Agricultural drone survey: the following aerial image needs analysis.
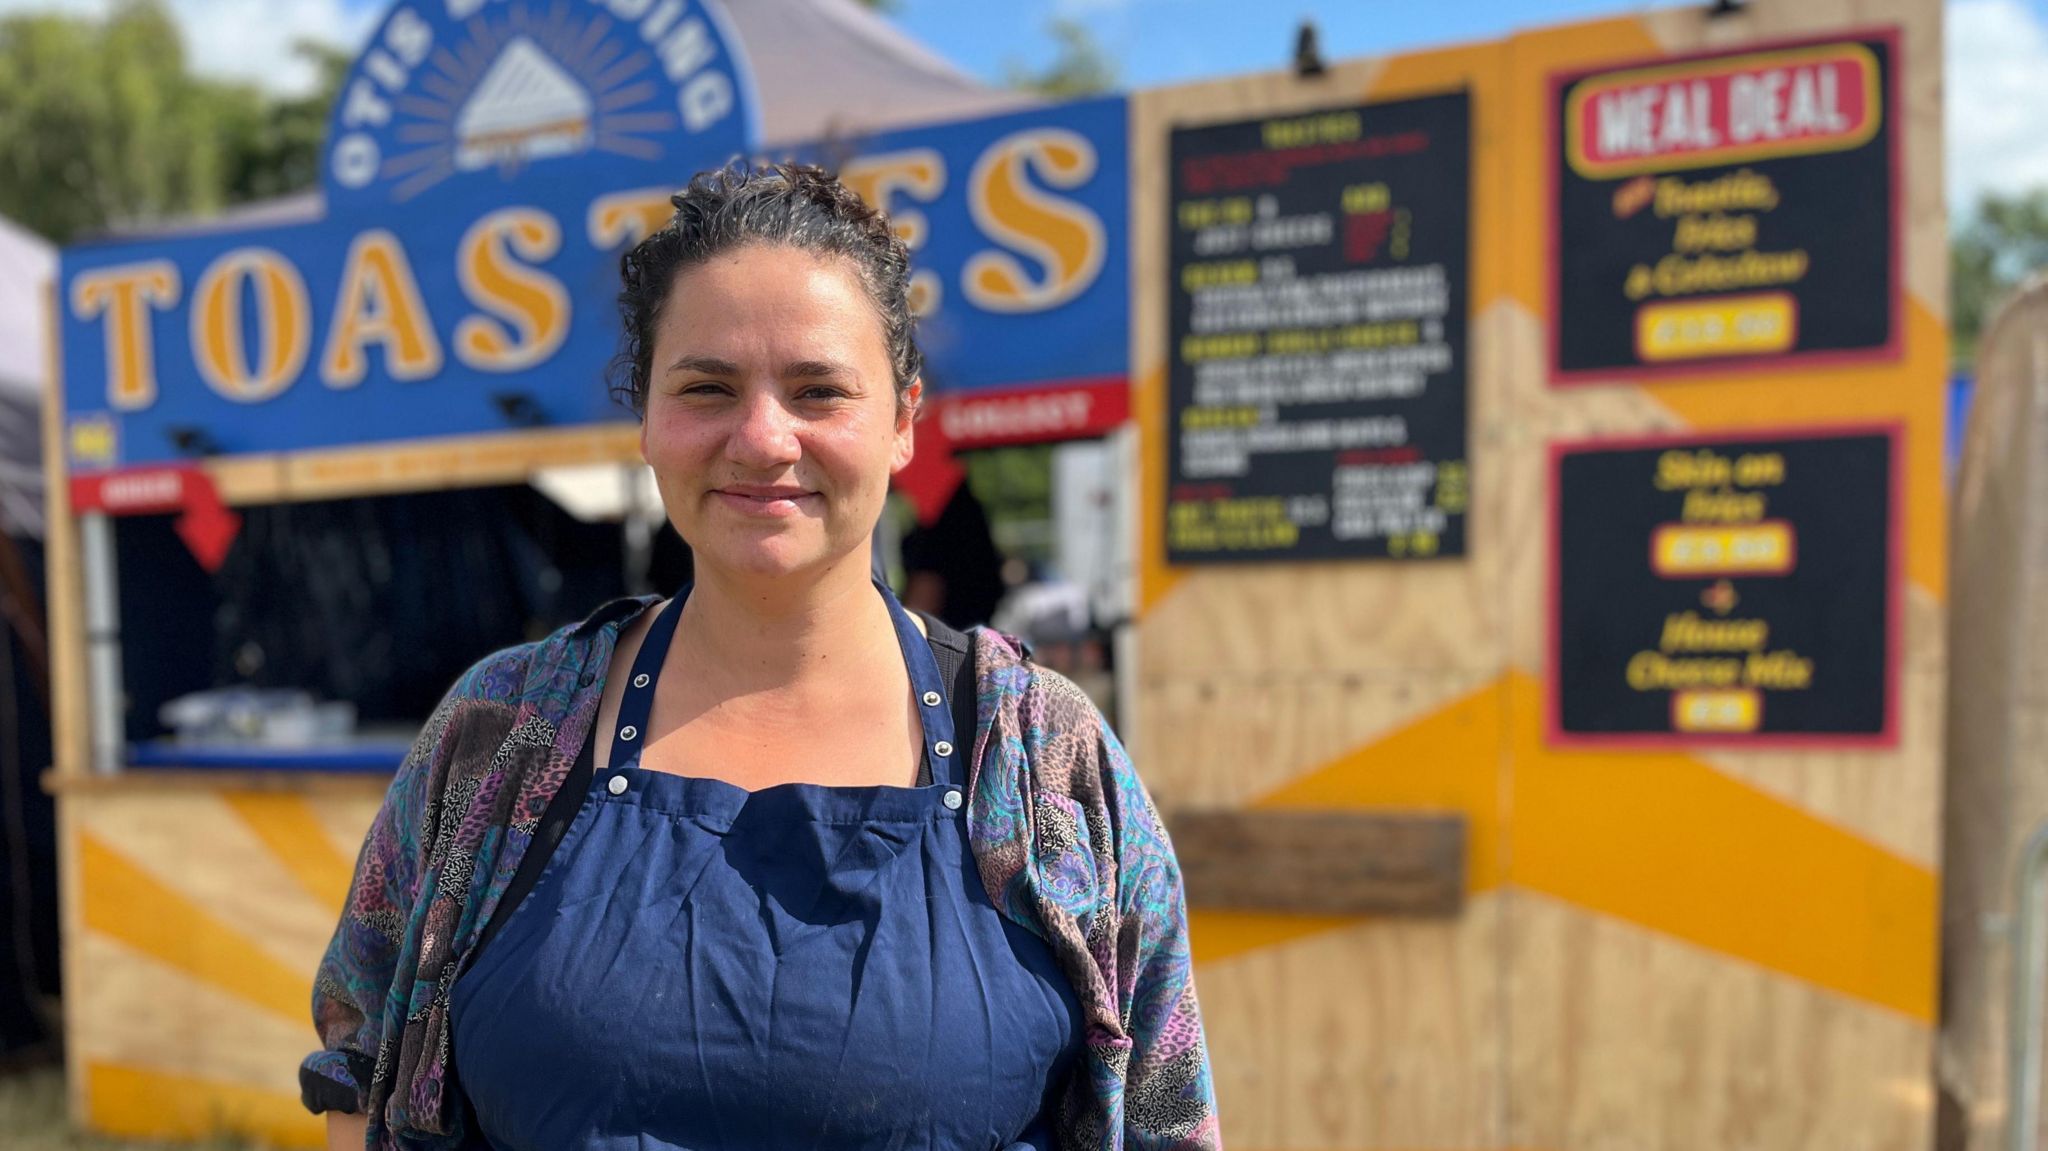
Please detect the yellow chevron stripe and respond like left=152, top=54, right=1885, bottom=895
left=86, top=1060, right=323, bottom=1149
left=79, top=833, right=311, bottom=1023
left=1191, top=680, right=1506, bottom=965
left=1504, top=673, right=1938, bottom=1022
left=221, top=792, right=355, bottom=909
left=1188, top=673, right=1938, bottom=1023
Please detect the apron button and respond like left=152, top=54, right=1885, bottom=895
left=607, top=775, right=629, bottom=796
left=922, top=691, right=942, bottom=707
left=620, top=725, right=638, bottom=741
left=633, top=673, right=651, bottom=688
left=942, top=789, right=964, bottom=811
left=934, top=740, right=954, bottom=758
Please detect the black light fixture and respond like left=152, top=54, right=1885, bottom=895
left=1706, top=0, right=1748, bottom=18
left=491, top=391, right=548, bottom=427
left=1294, top=20, right=1326, bottom=79
left=164, top=425, right=222, bottom=457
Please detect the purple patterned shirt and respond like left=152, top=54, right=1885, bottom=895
left=302, top=595, right=1221, bottom=1149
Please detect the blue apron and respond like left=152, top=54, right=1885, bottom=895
left=450, top=580, right=1082, bottom=1150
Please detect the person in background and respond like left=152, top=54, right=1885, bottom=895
left=303, top=161, right=1219, bottom=1151
left=900, top=475, right=1008, bottom=629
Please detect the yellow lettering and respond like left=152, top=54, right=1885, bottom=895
left=456, top=208, right=569, bottom=373
left=189, top=248, right=311, bottom=402
left=586, top=187, right=677, bottom=249
left=69, top=261, right=180, bottom=411
left=840, top=148, right=947, bottom=318
left=964, top=128, right=1104, bottom=313
left=321, top=230, right=442, bottom=387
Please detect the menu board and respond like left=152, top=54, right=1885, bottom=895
left=1166, top=92, right=1470, bottom=564
left=1551, top=428, right=1897, bottom=746
left=1551, top=34, right=1898, bottom=380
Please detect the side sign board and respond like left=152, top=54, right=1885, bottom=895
left=1549, top=32, right=1900, bottom=381
left=1164, top=92, right=1471, bottom=564
left=1549, top=426, right=1900, bottom=747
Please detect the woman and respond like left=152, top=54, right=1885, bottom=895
left=302, top=161, right=1220, bottom=1150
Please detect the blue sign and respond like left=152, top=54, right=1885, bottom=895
left=57, top=0, right=1128, bottom=472
left=789, top=96, right=1128, bottom=398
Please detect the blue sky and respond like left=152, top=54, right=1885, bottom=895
left=897, top=0, right=1696, bottom=90
left=2, top=0, right=2042, bottom=212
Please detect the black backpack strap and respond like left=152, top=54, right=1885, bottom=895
left=915, top=610, right=978, bottom=789
left=474, top=721, right=595, bottom=963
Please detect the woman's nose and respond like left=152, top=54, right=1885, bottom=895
left=726, top=388, right=801, bottom=467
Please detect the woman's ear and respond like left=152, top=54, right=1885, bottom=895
left=890, top=379, right=923, bottom=473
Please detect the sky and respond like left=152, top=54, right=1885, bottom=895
left=0, top=0, right=2041, bottom=214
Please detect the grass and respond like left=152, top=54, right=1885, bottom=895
left=0, top=1067, right=264, bottom=1150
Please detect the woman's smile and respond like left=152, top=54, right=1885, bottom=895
left=711, top=484, right=820, bottom=517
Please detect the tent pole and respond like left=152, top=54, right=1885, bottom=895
left=78, top=513, right=120, bottom=775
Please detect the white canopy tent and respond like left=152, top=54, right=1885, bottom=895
left=0, top=212, right=51, bottom=541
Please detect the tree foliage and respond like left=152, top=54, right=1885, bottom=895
left=1952, top=189, right=2048, bottom=370
left=0, top=0, right=343, bottom=243
left=1005, top=18, right=1118, bottom=99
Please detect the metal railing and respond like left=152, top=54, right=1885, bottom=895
left=2011, top=821, right=2048, bottom=1151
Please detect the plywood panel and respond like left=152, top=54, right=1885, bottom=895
left=1137, top=3, right=1946, bottom=1149
left=1197, top=897, right=1504, bottom=1150
left=75, top=791, right=347, bottom=976
left=1140, top=670, right=1497, bottom=811
left=61, top=788, right=367, bottom=1147
left=1509, top=890, right=1932, bottom=1151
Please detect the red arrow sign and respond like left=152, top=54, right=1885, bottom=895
left=71, top=466, right=242, bottom=573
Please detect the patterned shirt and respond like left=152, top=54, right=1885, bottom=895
left=301, top=594, right=1222, bottom=1150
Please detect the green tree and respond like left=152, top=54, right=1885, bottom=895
left=0, top=0, right=345, bottom=243
left=1004, top=18, right=1118, bottom=99
left=1952, top=189, right=2048, bottom=370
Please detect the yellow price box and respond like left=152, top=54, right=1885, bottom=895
left=1671, top=688, right=1763, bottom=734
left=1650, top=520, right=1796, bottom=577
left=1635, top=292, right=1798, bottom=362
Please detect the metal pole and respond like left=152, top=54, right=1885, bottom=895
left=78, top=512, right=122, bottom=775
left=2010, top=820, right=2048, bottom=1151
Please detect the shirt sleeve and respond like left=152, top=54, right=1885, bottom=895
left=1099, top=711, right=1224, bottom=1150
left=298, top=691, right=458, bottom=1117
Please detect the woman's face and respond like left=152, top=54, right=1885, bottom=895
left=640, top=243, right=916, bottom=584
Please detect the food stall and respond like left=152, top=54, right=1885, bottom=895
left=41, top=0, right=1967, bottom=1147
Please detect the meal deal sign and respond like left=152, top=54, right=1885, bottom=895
left=1549, top=427, right=1899, bottom=747
left=1549, top=33, right=1899, bottom=380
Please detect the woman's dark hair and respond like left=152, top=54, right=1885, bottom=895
left=608, top=159, right=924, bottom=417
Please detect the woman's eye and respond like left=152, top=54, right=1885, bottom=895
left=680, top=382, right=725, bottom=395
left=801, top=386, right=848, bottom=400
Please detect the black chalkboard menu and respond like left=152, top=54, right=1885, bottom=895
left=1551, top=428, right=1897, bottom=746
left=1551, top=33, right=1898, bottom=380
left=1165, top=92, right=1470, bottom=564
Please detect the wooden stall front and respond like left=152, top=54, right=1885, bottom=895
left=1132, top=0, right=1948, bottom=1147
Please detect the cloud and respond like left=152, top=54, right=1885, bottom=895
left=0, top=0, right=378, bottom=95
left=1948, top=0, right=2048, bottom=210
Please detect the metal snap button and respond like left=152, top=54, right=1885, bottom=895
left=934, top=740, right=954, bottom=758
left=607, top=775, right=629, bottom=796
left=633, top=673, right=650, bottom=688
left=620, top=725, right=638, bottom=742
left=922, top=691, right=942, bottom=707
left=942, top=789, right=964, bottom=811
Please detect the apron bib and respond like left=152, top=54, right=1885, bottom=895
left=450, top=579, right=1081, bottom=1150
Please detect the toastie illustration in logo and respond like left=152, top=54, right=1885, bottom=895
left=455, top=36, right=593, bottom=171
left=337, top=2, right=746, bottom=204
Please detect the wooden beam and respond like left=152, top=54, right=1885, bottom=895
left=1165, top=808, right=1465, bottom=917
